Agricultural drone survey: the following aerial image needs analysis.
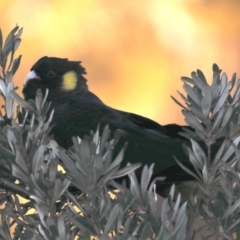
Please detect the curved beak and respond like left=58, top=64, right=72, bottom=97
left=24, top=70, right=40, bottom=85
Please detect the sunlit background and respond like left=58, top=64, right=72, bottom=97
left=1, top=0, right=240, bottom=125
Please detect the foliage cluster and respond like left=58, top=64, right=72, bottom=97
left=0, top=26, right=239, bottom=240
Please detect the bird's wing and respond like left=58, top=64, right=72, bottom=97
left=113, top=109, right=167, bottom=133
left=51, top=92, right=170, bottom=141
left=51, top=93, right=190, bottom=173
left=114, top=109, right=190, bottom=140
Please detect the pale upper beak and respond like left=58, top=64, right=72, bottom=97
left=24, top=70, right=40, bottom=84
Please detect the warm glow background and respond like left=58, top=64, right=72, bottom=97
left=2, top=0, right=240, bottom=125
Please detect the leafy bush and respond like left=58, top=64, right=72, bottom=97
left=0, top=25, right=239, bottom=240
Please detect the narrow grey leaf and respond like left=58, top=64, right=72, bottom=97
left=202, top=164, right=208, bottom=184
left=191, top=71, right=204, bottom=89
left=175, top=158, right=201, bottom=181
left=212, top=63, right=222, bottom=85
left=222, top=197, right=240, bottom=219
left=0, top=79, right=6, bottom=97
left=221, top=145, right=234, bottom=162
left=100, top=125, right=110, bottom=154
left=5, top=71, right=13, bottom=84
left=191, top=139, right=207, bottom=165
left=79, top=140, right=91, bottom=167
left=112, top=163, right=141, bottom=179
left=212, top=139, right=227, bottom=166
left=177, top=90, right=190, bottom=104
left=31, top=145, right=44, bottom=178
left=170, top=193, right=181, bottom=223
left=66, top=213, right=97, bottom=235
left=212, top=82, right=231, bottom=116
left=201, top=84, right=212, bottom=117
left=35, top=89, right=43, bottom=111
left=183, top=83, right=201, bottom=106
left=220, top=106, right=233, bottom=127
left=15, top=144, right=28, bottom=173
left=171, top=96, right=188, bottom=110
left=6, top=82, right=13, bottom=118
left=15, top=27, right=23, bottom=39
left=182, top=110, right=204, bottom=131
left=0, top=179, right=29, bottom=196
left=103, top=143, right=127, bottom=175
left=10, top=90, right=35, bottom=110
left=232, top=84, right=240, bottom=105
left=129, top=172, right=141, bottom=200
left=140, top=222, right=151, bottom=240
left=12, top=164, right=29, bottom=182
left=197, top=69, right=207, bottom=84
left=13, top=38, right=21, bottom=52
left=141, top=165, right=149, bottom=197
left=93, top=154, right=103, bottom=179
left=11, top=55, right=22, bottom=76
left=0, top=29, right=2, bottom=49
left=103, top=204, right=120, bottom=235
left=212, top=107, right=226, bottom=131
left=181, top=76, right=194, bottom=85
left=189, top=104, right=205, bottom=122
left=57, top=215, right=66, bottom=239
left=220, top=73, right=227, bottom=93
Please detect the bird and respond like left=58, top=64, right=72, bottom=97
left=22, top=56, right=194, bottom=195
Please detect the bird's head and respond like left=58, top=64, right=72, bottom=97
left=23, top=56, right=88, bottom=101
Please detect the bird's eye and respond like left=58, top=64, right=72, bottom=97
left=47, top=71, right=55, bottom=78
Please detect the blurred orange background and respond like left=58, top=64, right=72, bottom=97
left=1, top=0, right=240, bottom=125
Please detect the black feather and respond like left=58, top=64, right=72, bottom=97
left=23, top=56, right=196, bottom=195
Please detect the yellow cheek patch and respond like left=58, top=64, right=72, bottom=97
left=62, top=71, right=78, bottom=91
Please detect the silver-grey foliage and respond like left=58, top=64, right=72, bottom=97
left=173, top=65, right=240, bottom=239
left=0, top=26, right=189, bottom=240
